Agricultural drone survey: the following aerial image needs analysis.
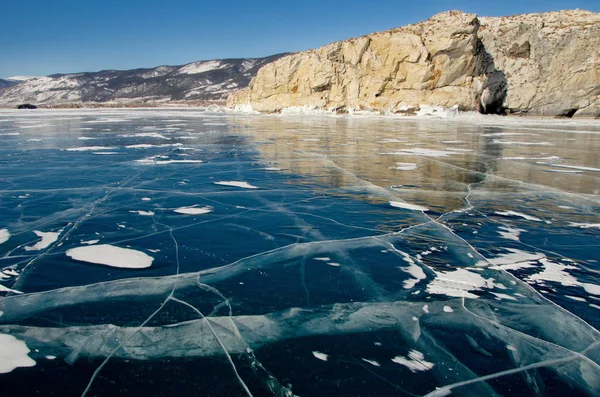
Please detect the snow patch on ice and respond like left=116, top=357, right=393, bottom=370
left=0, top=284, right=23, bottom=294
left=65, top=146, right=117, bottom=151
left=135, top=158, right=202, bottom=165
left=390, top=201, right=428, bottom=212
left=66, top=244, right=154, bottom=269
left=493, top=140, right=553, bottom=146
left=495, top=211, right=542, bottom=222
left=312, top=351, right=328, bottom=361
left=129, top=210, right=155, bottom=216
left=362, top=358, right=381, bottom=367
left=0, top=229, right=10, bottom=245
left=569, top=223, right=600, bottom=229
left=390, top=162, right=417, bottom=171
left=537, top=163, right=600, bottom=173
left=174, top=206, right=213, bottom=215
left=0, top=334, right=36, bottom=374
left=383, top=148, right=467, bottom=157
left=395, top=249, right=426, bottom=289
left=119, top=132, right=170, bottom=139
left=427, top=268, right=493, bottom=299
left=497, top=226, right=526, bottom=242
left=214, top=181, right=258, bottom=189
left=24, top=230, right=62, bottom=251
left=391, top=350, right=434, bottom=372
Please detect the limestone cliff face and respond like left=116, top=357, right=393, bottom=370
left=228, top=10, right=600, bottom=117
left=479, top=10, right=600, bottom=117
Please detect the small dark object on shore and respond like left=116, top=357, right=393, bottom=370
left=17, top=104, right=37, bottom=109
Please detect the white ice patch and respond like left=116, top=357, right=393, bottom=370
left=391, top=350, right=434, bottom=372
left=427, top=268, right=489, bottom=299
left=24, top=230, right=62, bottom=251
left=491, top=292, right=518, bottom=301
left=119, top=132, right=170, bottom=139
left=66, top=244, right=154, bottom=269
left=312, top=351, right=328, bottom=361
left=174, top=206, right=213, bottom=215
left=314, top=257, right=331, bottom=261
left=129, top=210, right=155, bottom=216
left=0, top=229, right=10, bottom=245
left=327, top=262, right=341, bottom=267
left=497, top=226, right=526, bottom=242
left=65, top=146, right=117, bottom=151
left=262, top=167, right=284, bottom=171
left=569, top=223, right=600, bottom=229
left=489, top=250, right=600, bottom=296
left=0, top=334, right=36, bottom=374
left=528, top=258, right=600, bottom=296
left=443, top=306, right=454, bottom=313
left=545, top=169, right=583, bottom=174
left=135, top=158, right=203, bottom=165
left=382, top=148, right=465, bottom=157
left=362, top=358, right=381, bottom=367
left=380, top=139, right=406, bottom=143
left=492, top=140, right=553, bottom=146
left=390, top=201, right=428, bottom=212
left=395, top=249, right=426, bottom=289
left=502, top=156, right=560, bottom=160
left=495, top=211, right=542, bottom=222
left=390, top=162, right=417, bottom=171
left=487, top=249, right=545, bottom=270
left=0, top=284, right=23, bottom=294
left=214, top=181, right=259, bottom=189
left=141, top=197, right=152, bottom=201
left=537, top=163, right=600, bottom=173
left=81, top=239, right=99, bottom=245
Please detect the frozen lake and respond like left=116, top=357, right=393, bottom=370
left=1, top=109, right=599, bottom=396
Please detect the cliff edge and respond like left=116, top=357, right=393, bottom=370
left=228, top=10, right=600, bottom=117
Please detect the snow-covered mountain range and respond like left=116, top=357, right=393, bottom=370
left=0, top=79, right=17, bottom=89
left=0, top=54, right=286, bottom=106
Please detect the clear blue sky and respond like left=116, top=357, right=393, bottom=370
left=1, top=0, right=598, bottom=78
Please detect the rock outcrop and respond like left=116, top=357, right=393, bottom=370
left=478, top=11, right=600, bottom=117
left=228, top=10, right=600, bottom=117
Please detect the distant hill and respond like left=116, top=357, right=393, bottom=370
left=0, top=54, right=287, bottom=107
left=0, top=79, right=17, bottom=89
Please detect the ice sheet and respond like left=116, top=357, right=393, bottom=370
left=0, top=109, right=599, bottom=396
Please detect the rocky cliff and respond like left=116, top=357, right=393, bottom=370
left=0, top=54, right=287, bottom=107
left=228, top=10, right=600, bottom=117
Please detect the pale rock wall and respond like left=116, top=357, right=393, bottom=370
left=479, top=10, right=600, bottom=117
left=228, top=10, right=600, bottom=117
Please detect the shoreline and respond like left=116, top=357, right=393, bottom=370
left=1, top=105, right=599, bottom=124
